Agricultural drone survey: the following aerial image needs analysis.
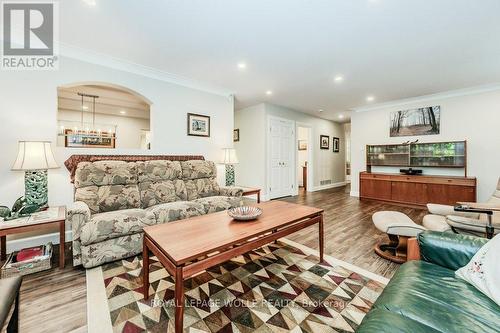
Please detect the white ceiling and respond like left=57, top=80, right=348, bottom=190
left=60, top=0, right=500, bottom=122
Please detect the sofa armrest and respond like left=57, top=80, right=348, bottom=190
left=219, top=186, right=244, bottom=197
left=68, top=201, right=91, bottom=241
left=417, top=231, right=488, bottom=270
left=427, top=203, right=479, bottom=219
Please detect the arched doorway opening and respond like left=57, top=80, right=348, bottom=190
left=57, top=82, right=152, bottom=150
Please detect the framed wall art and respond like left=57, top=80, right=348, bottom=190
left=333, top=137, right=340, bottom=153
left=298, top=140, right=307, bottom=150
left=187, top=113, right=210, bottom=137
left=320, top=135, right=329, bottom=149
left=390, top=106, right=440, bottom=137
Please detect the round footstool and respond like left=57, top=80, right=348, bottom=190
left=372, top=211, right=426, bottom=264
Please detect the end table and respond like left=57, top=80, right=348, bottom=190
left=239, top=187, right=261, bottom=203
left=0, top=206, right=66, bottom=268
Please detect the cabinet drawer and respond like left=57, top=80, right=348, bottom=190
left=360, top=173, right=393, bottom=181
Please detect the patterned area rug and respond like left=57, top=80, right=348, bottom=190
left=87, top=241, right=386, bottom=333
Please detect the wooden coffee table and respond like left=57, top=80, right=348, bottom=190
left=142, top=201, right=324, bottom=333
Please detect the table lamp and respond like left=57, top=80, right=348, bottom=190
left=11, top=141, right=59, bottom=210
left=221, top=148, right=239, bottom=186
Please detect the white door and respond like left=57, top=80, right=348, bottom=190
left=268, top=117, right=294, bottom=199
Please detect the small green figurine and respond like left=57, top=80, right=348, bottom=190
left=0, top=196, right=39, bottom=221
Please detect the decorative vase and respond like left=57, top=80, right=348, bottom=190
left=24, top=170, right=48, bottom=210
left=225, top=164, right=235, bottom=186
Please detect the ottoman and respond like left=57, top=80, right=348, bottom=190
left=372, top=211, right=426, bottom=263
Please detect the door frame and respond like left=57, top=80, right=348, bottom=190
left=266, top=115, right=296, bottom=200
left=295, top=122, right=314, bottom=194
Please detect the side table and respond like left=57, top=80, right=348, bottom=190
left=239, top=187, right=261, bottom=203
left=0, top=206, right=66, bottom=269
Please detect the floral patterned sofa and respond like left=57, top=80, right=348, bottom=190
left=68, top=159, right=243, bottom=268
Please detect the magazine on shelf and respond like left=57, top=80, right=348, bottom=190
left=6, top=242, right=53, bottom=268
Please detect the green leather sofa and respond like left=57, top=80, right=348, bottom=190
left=357, top=231, right=500, bottom=332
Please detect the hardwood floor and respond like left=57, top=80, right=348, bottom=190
left=7, top=185, right=426, bottom=332
left=282, top=186, right=427, bottom=279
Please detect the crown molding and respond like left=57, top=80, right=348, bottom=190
left=59, top=42, right=234, bottom=98
left=352, top=83, right=500, bottom=113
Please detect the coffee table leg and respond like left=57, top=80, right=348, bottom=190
left=175, top=266, right=184, bottom=333
left=59, top=221, right=65, bottom=268
left=143, top=239, right=150, bottom=300
left=319, top=214, right=324, bottom=263
left=1, top=235, right=6, bottom=261
left=257, top=191, right=261, bottom=203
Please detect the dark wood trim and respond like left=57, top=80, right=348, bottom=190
left=0, top=235, right=6, bottom=261
left=241, top=189, right=261, bottom=203
left=407, top=237, right=421, bottom=261
left=187, top=113, right=210, bottom=137
left=174, top=266, right=184, bottom=333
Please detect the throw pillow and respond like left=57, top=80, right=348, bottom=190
left=456, top=233, right=500, bottom=306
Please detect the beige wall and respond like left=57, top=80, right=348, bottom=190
left=351, top=89, right=500, bottom=201
left=235, top=103, right=346, bottom=199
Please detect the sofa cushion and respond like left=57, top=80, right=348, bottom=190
left=98, top=185, right=141, bottom=213
left=139, top=179, right=187, bottom=208
left=146, top=201, right=205, bottom=224
left=185, top=178, right=220, bottom=200
left=181, top=160, right=217, bottom=180
left=137, top=160, right=182, bottom=182
left=193, top=196, right=242, bottom=214
left=74, top=161, right=138, bottom=188
left=358, top=260, right=500, bottom=332
left=76, top=184, right=141, bottom=214
left=80, top=208, right=156, bottom=246
left=75, top=185, right=100, bottom=214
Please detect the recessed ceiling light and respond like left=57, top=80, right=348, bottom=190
left=120, top=110, right=126, bottom=114
left=366, top=95, right=375, bottom=102
left=237, top=62, right=247, bottom=70
left=338, top=114, right=344, bottom=119
left=334, top=75, right=344, bottom=83
left=266, top=90, right=273, bottom=96
left=82, top=0, right=97, bottom=6
left=318, top=109, right=324, bottom=112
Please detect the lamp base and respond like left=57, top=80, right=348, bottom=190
left=225, top=165, right=235, bottom=186
left=25, top=170, right=48, bottom=210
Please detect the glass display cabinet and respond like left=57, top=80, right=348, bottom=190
left=366, top=141, right=467, bottom=175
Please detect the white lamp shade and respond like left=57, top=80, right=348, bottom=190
left=221, top=148, right=239, bottom=164
left=12, top=141, right=59, bottom=170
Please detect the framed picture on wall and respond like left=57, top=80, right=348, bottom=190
left=320, top=135, right=329, bottom=149
left=333, top=137, right=340, bottom=153
left=233, top=129, right=240, bottom=142
left=298, top=140, right=307, bottom=150
left=390, top=105, right=440, bottom=137
left=187, top=113, right=210, bottom=137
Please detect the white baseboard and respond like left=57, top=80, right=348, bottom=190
left=5, top=230, right=73, bottom=253
left=310, top=181, right=347, bottom=192
left=350, top=190, right=360, bottom=197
